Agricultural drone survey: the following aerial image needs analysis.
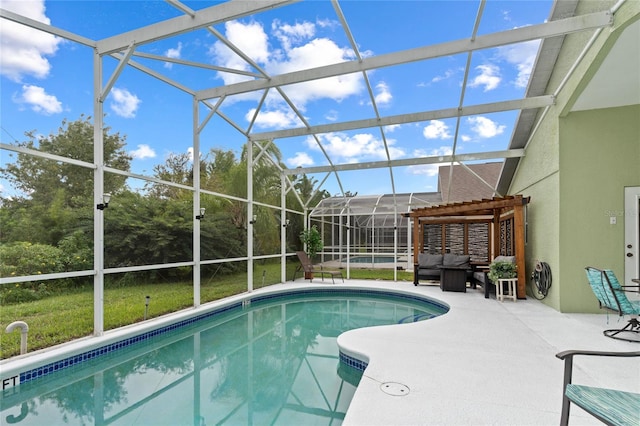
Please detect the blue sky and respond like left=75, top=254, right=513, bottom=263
left=0, top=0, right=554, bottom=197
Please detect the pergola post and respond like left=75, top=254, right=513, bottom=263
left=493, top=210, right=500, bottom=258
left=514, top=202, right=527, bottom=298
left=412, top=216, right=420, bottom=285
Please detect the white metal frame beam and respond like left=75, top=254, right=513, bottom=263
left=0, top=8, right=96, bottom=47
left=96, top=0, right=297, bottom=55
left=251, top=95, right=554, bottom=141
left=284, top=149, right=525, bottom=176
left=196, top=11, right=612, bottom=101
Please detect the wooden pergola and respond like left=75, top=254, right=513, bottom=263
left=404, top=195, right=530, bottom=298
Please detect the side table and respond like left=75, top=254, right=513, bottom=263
left=497, top=278, right=517, bottom=302
left=439, top=267, right=467, bottom=292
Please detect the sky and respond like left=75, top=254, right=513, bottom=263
left=0, top=0, right=554, bottom=198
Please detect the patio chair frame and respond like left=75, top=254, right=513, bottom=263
left=293, top=251, right=344, bottom=284
left=584, top=267, right=640, bottom=343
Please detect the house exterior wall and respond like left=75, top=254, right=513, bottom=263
left=559, top=105, right=640, bottom=312
left=509, top=0, right=639, bottom=312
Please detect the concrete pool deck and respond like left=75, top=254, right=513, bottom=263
left=280, top=279, right=639, bottom=425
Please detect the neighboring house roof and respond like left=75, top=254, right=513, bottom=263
left=438, top=162, right=503, bottom=203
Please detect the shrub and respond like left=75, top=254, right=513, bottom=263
left=0, top=242, right=65, bottom=277
left=58, top=231, right=93, bottom=272
left=0, top=242, right=65, bottom=304
left=487, top=261, right=517, bottom=282
left=299, top=225, right=323, bottom=259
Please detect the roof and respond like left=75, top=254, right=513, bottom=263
left=0, top=0, right=626, bottom=202
left=437, top=162, right=503, bottom=203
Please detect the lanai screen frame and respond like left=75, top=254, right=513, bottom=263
left=0, top=1, right=615, bottom=336
left=309, top=192, right=443, bottom=279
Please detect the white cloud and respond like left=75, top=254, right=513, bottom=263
left=109, top=88, right=141, bottom=118
left=286, top=152, right=314, bottom=168
left=374, top=81, right=392, bottom=105
left=431, top=68, right=457, bottom=84
left=130, top=144, right=156, bottom=159
left=245, top=108, right=301, bottom=129
left=210, top=20, right=270, bottom=85
left=408, top=146, right=453, bottom=177
left=498, top=40, right=540, bottom=88
left=164, top=42, right=182, bottom=69
left=307, top=132, right=405, bottom=163
left=423, top=120, right=452, bottom=140
left=269, top=37, right=360, bottom=106
left=0, top=0, right=62, bottom=82
left=461, top=135, right=471, bottom=142
left=272, top=20, right=315, bottom=51
left=13, top=84, right=62, bottom=115
left=385, top=124, right=401, bottom=133
left=325, top=110, right=338, bottom=121
left=467, top=116, right=506, bottom=138
left=469, top=64, right=501, bottom=91
left=210, top=20, right=362, bottom=109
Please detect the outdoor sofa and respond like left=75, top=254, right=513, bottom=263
left=416, top=253, right=474, bottom=283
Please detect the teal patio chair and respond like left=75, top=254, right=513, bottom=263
left=556, top=349, right=640, bottom=426
left=556, top=350, right=640, bottom=426
left=584, top=267, right=640, bottom=342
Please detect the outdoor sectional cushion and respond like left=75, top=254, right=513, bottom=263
left=418, top=253, right=442, bottom=269
left=493, top=255, right=516, bottom=264
left=443, top=254, right=470, bottom=268
left=417, top=253, right=472, bottom=281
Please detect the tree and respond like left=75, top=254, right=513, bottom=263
left=0, top=116, right=130, bottom=247
left=145, top=152, right=194, bottom=199
left=1, top=115, right=131, bottom=208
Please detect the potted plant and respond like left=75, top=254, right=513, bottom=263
left=487, top=261, right=517, bottom=282
left=299, top=225, right=323, bottom=279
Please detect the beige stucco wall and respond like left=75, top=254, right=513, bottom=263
left=509, top=1, right=639, bottom=312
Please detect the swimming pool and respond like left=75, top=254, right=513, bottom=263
left=346, top=255, right=398, bottom=264
left=0, top=288, right=447, bottom=425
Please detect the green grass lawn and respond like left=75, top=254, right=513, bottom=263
left=0, top=265, right=413, bottom=359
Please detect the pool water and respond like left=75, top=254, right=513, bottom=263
left=0, top=291, right=445, bottom=425
left=346, top=255, right=398, bottom=264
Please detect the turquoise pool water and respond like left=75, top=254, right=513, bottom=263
left=0, top=290, right=446, bottom=425
left=347, top=255, right=398, bottom=263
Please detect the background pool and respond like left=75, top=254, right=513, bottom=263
left=346, top=255, right=398, bottom=264
left=0, top=291, right=445, bottom=425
